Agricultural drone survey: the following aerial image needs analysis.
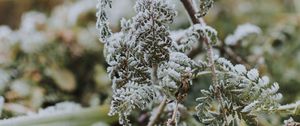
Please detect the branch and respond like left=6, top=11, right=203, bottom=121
left=180, top=0, right=227, bottom=124
left=181, top=0, right=247, bottom=68
left=277, top=101, right=300, bottom=115
left=167, top=101, right=179, bottom=126
left=180, top=0, right=217, bottom=86
left=151, top=64, right=159, bottom=85
left=147, top=97, right=167, bottom=126
left=217, top=45, right=251, bottom=69
left=180, top=0, right=205, bottom=24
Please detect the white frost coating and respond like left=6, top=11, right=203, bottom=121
left=170, top=28, right=198, bottom=53
left=247, top=68, right=259, bottom=81
left=263, top=83, right=280, bottom=95
left=215, top=57, right=234, bottom=71
left=234, top=64, right=246, bottom=75
left=225, top=23, right=261, bottom=45
left=241, top=100, right=259, bottom=113
left=109, top=82, right=158, bottom=125
left=271, top=93, right=283, bottom=101
left=258, top=76, right=269, bottom=87
left=158, top=52, right=196, bottom=99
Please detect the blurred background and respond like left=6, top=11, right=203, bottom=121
left=0, top=0, right=299, bottom=125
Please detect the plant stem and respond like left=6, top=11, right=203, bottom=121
left=152, top=64, right=159, bottom=85
left=0, top=105, right=117, bottom=126
left=167, top=102, right=179, bottom=126
left=204, top=38, right=218, bottom=85
left=179, top=0, right=217, bottom=84
left=180, top=0, right=227, bottom=124
left=147, top=97, right=167, bottom=126
left=180, top=0, right=204, bottom=24
left=277, top=101, right=300, bottom=115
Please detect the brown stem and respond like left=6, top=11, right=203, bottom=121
left=204, top=38, right=217, bottom=85
left=180, top=0, right=217, bottom=87
left=181, top=0, right=246, bottom=67
left=147, top=97, right=167, bottom=126
left=180, top=0, right=205, bottom=24
left=151, top=64, right=158, bottom=85
left=180, top=0, right=227, bottom=124
left=223, top=46, right=250, bottom=69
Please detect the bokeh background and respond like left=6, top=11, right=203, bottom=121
left=0, top=0, right=299, bottom=125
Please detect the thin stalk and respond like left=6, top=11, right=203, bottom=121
left=277, top=101, right=300, bottom=115
left=167, top=101, right=179, bottom=126
left=180, top=0, right=227, bottom=124
left=147, top=97, right=167, bottom=126
left=151, top=64, right=159, bottom=85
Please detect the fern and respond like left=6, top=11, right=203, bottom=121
left=96, top=0, right=112, bottom=42
left=109, top=82, right=158, bottom=125
left=195, top=57, right=282, bottom=125
left=96, top=0, right=297, bottom=126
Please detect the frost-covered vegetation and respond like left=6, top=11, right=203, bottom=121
left=0, top=0, right=300, bottom=126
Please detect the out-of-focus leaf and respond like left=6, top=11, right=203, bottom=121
left=46, top=67, right=76, bottom=92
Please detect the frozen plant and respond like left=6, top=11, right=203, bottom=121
left=97, top=0, right=298, bottom=126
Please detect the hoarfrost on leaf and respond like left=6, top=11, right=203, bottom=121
left=225, top=23, right=261, bottom=45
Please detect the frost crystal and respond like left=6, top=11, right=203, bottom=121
left=225, top=23, right=261, bottom=45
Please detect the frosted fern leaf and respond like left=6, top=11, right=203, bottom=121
left=157, top=52, right=203, bottom=100
left=109, top=82, right=158, bottom=125
left=225, top=23, right=261, bottom=46
left=96, top=0, right=112, bottom=42
left=196, top=57, right=282, bottom=125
